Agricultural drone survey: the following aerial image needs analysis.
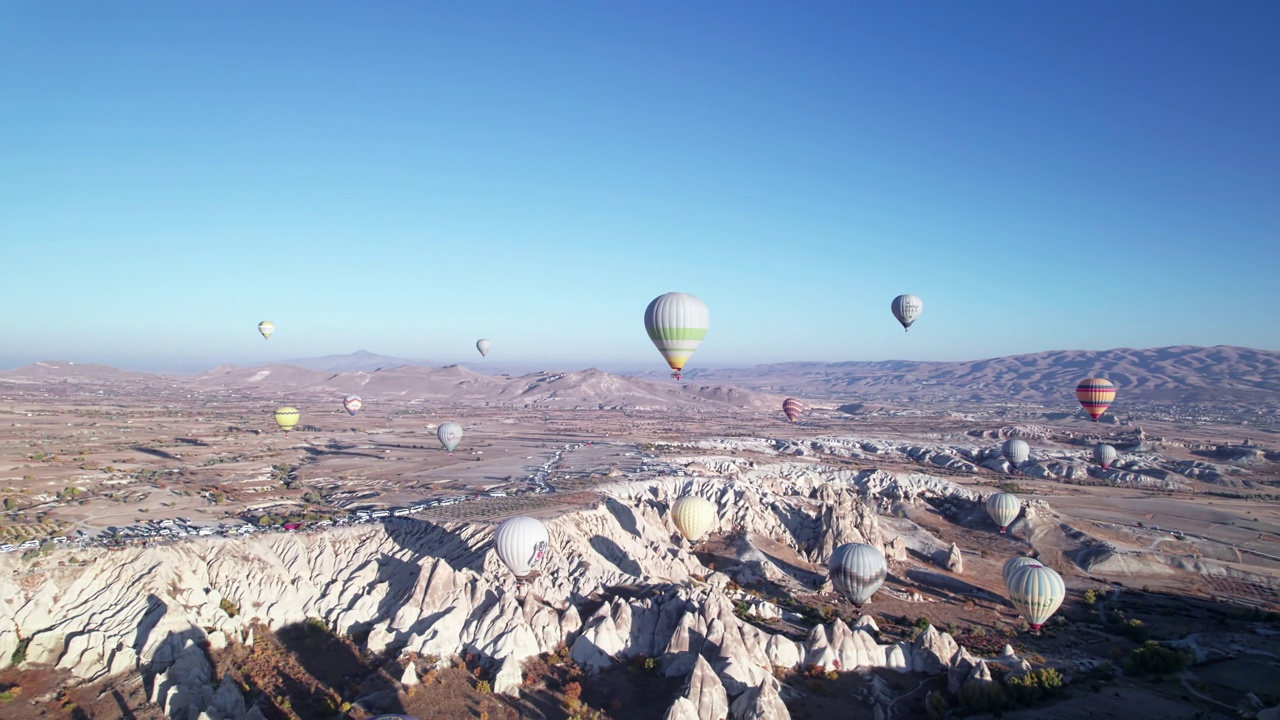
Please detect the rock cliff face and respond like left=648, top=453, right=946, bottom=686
left=0, top=464, right=989, bottom=720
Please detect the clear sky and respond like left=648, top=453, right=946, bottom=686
left=2, top=1, right=1277, bottom=373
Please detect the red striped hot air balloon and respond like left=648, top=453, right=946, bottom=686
left=782, top=398, right=803, bottom=423
left=1075, top=378, right=1116, bottom=421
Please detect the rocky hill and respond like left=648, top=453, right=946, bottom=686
left=676, top=345, right=1280, bottom=406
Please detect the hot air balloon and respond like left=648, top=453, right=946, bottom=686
left=890, top=294, right=923, bottom=331
left=1002, top=556, right=1043, bottom=587
left=644, top=292, right=709, bottom=380
left=1092, top=443, right=1117, bottom=469
left=258, top=321, right=275, bottom=340
left=828, top=543, right=887, bottom=605
left=476, top=339, right=492, bottom=357
left=343, top=395, right=362, bottom=416
left=1006, top=564, right=1066, bottom=631
left=671, top=496, right=716, bottom=542
left=1075, top=378, right=1116, bottom=421
left=493, top=516, right=549, bottom=580
left=986, top=492, right=1022, bottom=533
left=437, top=422, right=463, bottom=454
left=1002, top=438, right=1030, bottom=466
left=782, top=398, right=803, bottom=423
left=274, top=406, right=299, bottom=433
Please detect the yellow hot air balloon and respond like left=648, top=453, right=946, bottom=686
left=1075, top=378, right=1116, bottom=421
left=671, top=496, right=716, bottom=542
left=258, top=321, right=275, bottom=340
left=274, top=406, right=299, bottom=432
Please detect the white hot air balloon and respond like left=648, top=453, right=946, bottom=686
left=1092, top=443, right=1117, bottom=469
left=1001, top=438, right=1030, bottom=467
left=493, top=516, right=549, bottom=580
left=1003, top=556, right=1043, bottom=587
left=437, top=422, right=463, bottom=454
left=671, top=496, right=716, bottom=542
left=986, top=492, right=1022, bottom=533
left=828, top=542, right=887, bottom=605
left=1006, top=564, right=1066, bottom=631
left=890, top=294, right=923, bottom=331
left=644, top=292, right=709, bottom=380
left=476, top=338, right=492, bottom=357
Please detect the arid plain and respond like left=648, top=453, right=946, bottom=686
left=1, top=346, right=1278, bottom=720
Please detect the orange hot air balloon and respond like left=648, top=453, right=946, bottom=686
left=1075, top=378, right=1116, bottom=421
left=782, top=398, right=803, bottom=423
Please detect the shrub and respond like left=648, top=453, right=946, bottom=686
left=1123, top=642, right=1189, bottom=676
left=564, top=681, right=582, bottom=700
left=1004, top=668, right=1064, bottom=706
left=925, top=690, right=949, bottom=720
left=10, top=638, right=30, bottom=666
left=915, top=617, right=932, bottom=630
left=959, top=678, right=1008, bottom=712
left=475, top=680, right=491, bottom=694
left=1083, top=588, right=1098, bottom=605
left=220, top=598, right=239, bottom=618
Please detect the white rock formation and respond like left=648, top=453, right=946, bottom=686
left=0, top=459, right=989, bottom=717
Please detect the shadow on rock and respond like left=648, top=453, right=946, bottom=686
left=382, top=517, right=490, bottom=575
left=589, top=535, right=644, bottom=577
left=906, top=569, right=1003, bottom=601
left=605, top=497, right=641, bottom=538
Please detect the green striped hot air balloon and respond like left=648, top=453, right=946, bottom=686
left=1007, top=563, right=1066, bottom=631
left=644, top=292, right=709, bottom=380
left=986, top=492, right=1022, bottom=533
left=1003, top=556, right=1043, bottom=586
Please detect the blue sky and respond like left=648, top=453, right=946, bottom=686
left=2, top=1, right=1277, bottom=373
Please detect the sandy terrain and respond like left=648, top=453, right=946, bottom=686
left=0, top=357, right=1277, bottom=719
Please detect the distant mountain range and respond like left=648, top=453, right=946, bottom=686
left=673, top=345, right=1280, bottom=407
left=3, top=346, right=1278, bottom=410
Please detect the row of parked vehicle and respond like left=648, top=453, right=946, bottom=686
left=0, top=536, right=69, bottom=553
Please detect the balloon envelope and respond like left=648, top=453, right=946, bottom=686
left=1007, top=564, right=1066, bottom=631
left=1001, top=439, right=1030, bottom=466
left=437, top=422, right=463, bottom=452
left=476, top=339, right=492, bottom=357
left=671, top=496, right=716, bottom=542
left=828, top=543, right=887, bottom=605
left=1002, top=556, right=1043, bottom=587
left=782, top=398, right=803, bottom=423
left=1092, top=443, right=1117, bottom=469
left=274, top=406, right=299, bottom=432
left=644, top=292, right=709, bottom=379
left=986, top=492, right=1022, bottom=532
left=1075, top=378, right=1117, bottom=421
left=890, top=294, right=923, bottom=331
left=493, top=516, right=549, bottom=579
left=258, top=321, right=275, bottom=340
left=343, top=395, right=362, bottom=416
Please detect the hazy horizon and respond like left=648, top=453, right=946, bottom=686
left=2, top=342, right=1274, bottom=377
